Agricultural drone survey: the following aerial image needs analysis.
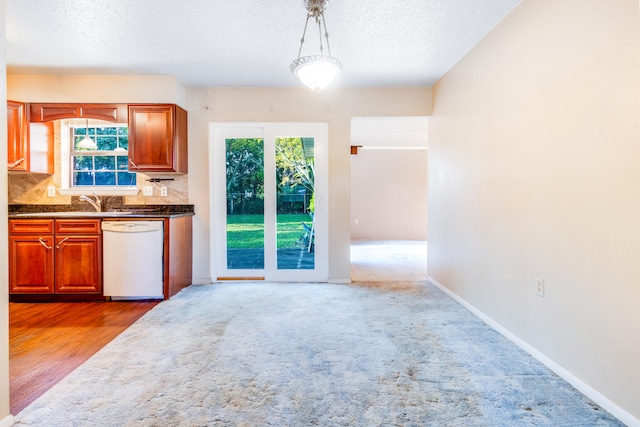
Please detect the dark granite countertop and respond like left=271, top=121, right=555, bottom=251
left=8, top=204, right=194, bottom=219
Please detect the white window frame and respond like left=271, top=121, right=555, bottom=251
left=58, top=119, right=139, bottom=196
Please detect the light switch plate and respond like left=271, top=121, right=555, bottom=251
left=143, top=186, right=153, bottom=196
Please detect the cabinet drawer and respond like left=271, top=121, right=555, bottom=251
left=9, top=219, right=54, bottom=234
left=55, top=219, right=101, bottom=234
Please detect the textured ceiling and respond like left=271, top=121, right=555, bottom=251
left=6, top=0, right=521, bottom=88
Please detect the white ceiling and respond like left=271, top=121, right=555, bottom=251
left=5, top=0, right=521, bottom=88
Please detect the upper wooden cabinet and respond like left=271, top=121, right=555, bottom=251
left=7, top=101, right=28, bottom=171
left=7, top=101, right=54, bottom=174
left=29, top=103, right=128, bottom=123
left=7, top=101, right=186, bottom=174
left=128, top=104, right=188, bottom=173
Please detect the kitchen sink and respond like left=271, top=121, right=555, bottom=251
left=13, top=211, right=135, bottom=218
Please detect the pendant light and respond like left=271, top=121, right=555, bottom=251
left=290, top=0, right=342, bottom=93
left=78, top=119, right=97, bottom=150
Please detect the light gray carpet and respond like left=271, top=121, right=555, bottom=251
left=15, top=282, right=623, bottom=426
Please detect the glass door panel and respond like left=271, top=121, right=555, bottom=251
left=275, top=137, right=314, bottom=270
left=225, top=138, right=264, bottom=270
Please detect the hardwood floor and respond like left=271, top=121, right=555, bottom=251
left=9, top=300, right=159, bottom=414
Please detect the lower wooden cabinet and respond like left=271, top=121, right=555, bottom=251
left=8, top=233, right=55, bottom=293
left=9, top=219, right=102, bottom=296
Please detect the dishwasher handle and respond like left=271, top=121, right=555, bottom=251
left=101, top=221, right=164, bottom=233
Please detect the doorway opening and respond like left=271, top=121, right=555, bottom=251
left=350, top=117, right=429, bottom=281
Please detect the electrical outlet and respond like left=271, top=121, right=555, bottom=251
left=47, top=185, right=56, bottom=197
left=535, top=278, right=545, bottom=297
left=160, top=187, right=168, bottom=197
left=143, top=186, right=153, bottom=196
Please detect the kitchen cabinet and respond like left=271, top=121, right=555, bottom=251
left=9, top=219, right=102, bottom=297
left=128, top=104, right=188, bottom=173
left=54, top=219, right=102, bottom=294
left=8, top=220, right=54, bottom=293
left=7, top=101, right=28, bottom=171
left=164, top=215, right=193, bottom=299
left=28, top=103, right=128, bottom=123
left=6, top=101, right=54, bottom=174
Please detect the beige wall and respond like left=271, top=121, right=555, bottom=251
left=351, top=149, right=428, bottom=240
left=428, top=0, right=640, bottom=423
left=187, top=87, right=432, bottom=283
left=8, top=74, right=188, bottom=108
left=1, top=1, right=11, bottom=423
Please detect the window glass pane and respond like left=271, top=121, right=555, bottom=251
left=74, top=136, right=93, bottom=151
left=74, top=156, right=93, bottom=170
left=94, top=156, right=115, bottom=171
left=96, top=127, right=117, bottom=136
left=119, top=136, right=129, bottom=150
left=74, top=172, right=94, bottom=186
left=96, top=136, right=117, bottom=151
left=116, top=156, right=129, bottom=170
left=95, top=172, right=116, bottom=186
left=117, top=172, right=136, bottom=186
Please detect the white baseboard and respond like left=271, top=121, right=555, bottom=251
left=0, top=415, right=14, bottom=427
left=191, top=277, right=213, bottom=285
left=427, top=275, right=640, bottom=427
left=328, top=279, right=351, bottom=284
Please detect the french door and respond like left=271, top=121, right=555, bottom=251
left=210, top=123, right=328, bottom=282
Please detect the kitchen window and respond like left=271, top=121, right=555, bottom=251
left=58, top=120, right=139, bottom=195
left=71, top=124, right=136, bottom=187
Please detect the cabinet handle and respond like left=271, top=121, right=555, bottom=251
left=38, top=237, right=52, bottom=250
left=128, top=159, right=139, bottom=169
left=8, top=158, right=25, bottom=169
left=56, top=237, right=69, bottom=249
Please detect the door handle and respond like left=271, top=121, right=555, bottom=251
left=38, top=237, right=52, bottom=250
left=56, top=237, right=69, bottom=249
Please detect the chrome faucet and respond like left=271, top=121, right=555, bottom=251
left=79, top=194, right=102, bottom=212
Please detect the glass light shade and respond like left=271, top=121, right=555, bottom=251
left=291, top=55, right=342, bottom=93
left=78, top=135, right=97, bottom=150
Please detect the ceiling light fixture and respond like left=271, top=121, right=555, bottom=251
left=78, top=119, right=97, bottom=150
left=290, top=0, right=342, bottom=93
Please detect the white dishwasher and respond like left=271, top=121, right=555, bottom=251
left=102, top=220, right=164, bottom=300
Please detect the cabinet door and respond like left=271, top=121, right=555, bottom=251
left=55, top=235, right=102, bottom=294
left=7, top=101, right=29, bottom=171
left=29, top=103, right=128, bottom=123
left=128, top=104, right=187, bottom=173
left=9, top=235, right=55, bottom=294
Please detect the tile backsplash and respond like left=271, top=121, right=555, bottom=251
left=8, top=172, right=189, bottom=205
